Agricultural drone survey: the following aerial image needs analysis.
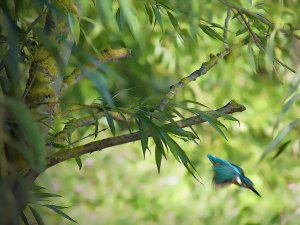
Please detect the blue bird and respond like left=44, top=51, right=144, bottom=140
left=207, top=154, right=261, bottom=197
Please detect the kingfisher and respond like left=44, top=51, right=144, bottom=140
left=207, top=154, right=261, bottom=197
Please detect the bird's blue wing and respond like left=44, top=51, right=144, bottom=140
left=212, top=165, right=237, bottom=185
left=207, top=155, right=243, bottom=175
left=207, top=155, right=230, bottom=166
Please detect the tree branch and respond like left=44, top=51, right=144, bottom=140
left=158, top=47, right=232, bottom=111
left=46, top=100, right=246, bottom=168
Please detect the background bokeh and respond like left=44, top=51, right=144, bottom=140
left=18, top=0, right=300, bottom=224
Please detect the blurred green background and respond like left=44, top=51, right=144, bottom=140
left=18, top=0, right=300, bottom=224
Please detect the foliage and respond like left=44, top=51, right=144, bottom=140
left=0, top=0, right=299, bottom=224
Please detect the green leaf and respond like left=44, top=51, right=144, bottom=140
left=236, top=26, right=248, bottom=36
left=247, top=42, right=257, bottom=73
left=273, top=92, right=300, bottom=131
left=116, top=7, right=125, bottom=32
left=272, top=140, right=292, bottom=160
left=75, top=155, right=82, bottom=170
left=68, top=12, right=80, bottom=44
left=34, top=192, right=62, bottom=199
left=144, top=4, right=153, bottom=24
left=44, top=205, right=78, bottom=224
left=199, top=24, right=223, bottom=41
left=103, top=108, right=116, bottom=136
left=155, top=145, right=163, bottom=173
left=83, top=68, right=114, bottom=107
left=163, top=124, right=196, bottom=140
left=212, top=111, right=240, bottom=126
left=135, top=118, right=149, bottom=158
left=162, top=133, right=199, bottom=181
left=261, top=119, right=300, bottom=160
left=167, top=11, right=182, bottom=36
left=21, top=212, right=30, bottom=225
left=265, top=30, right=276, bottom=74
left=197, top=111, right=228, bottom=140
left=30, top=207, right=45, bottom=225
left=152, top=5, right=163, bottom=31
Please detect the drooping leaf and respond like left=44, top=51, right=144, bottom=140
left=75, top=155, right=82, bottom=170
left=30, top=207, right=45, bottom=225
left=135, top=118, right=149, bottom=158
left=144, top=4, right=153, bottom=24
left=152, top=5, right=163, bottom=31
left=103, top=108, right=116, bottom=136
left=261, top=119, right=300, bottom=160
left=21, top=212, right=30, bottom=225
left=273, top=92, right=300, bottom=131
left=248, top=42, right=257, bottom=73
left=44, top=205, right=78, bottom=224
left=155, top=145, right=163, bottom=173
left=272, top=140, right=292, bottom=160
left=68, top=12, right=80, bottom=44
left=199, top=24, right=223, bottom=41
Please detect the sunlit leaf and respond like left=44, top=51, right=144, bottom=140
left=248, top=42, right=257, bottom=73
left=68, top=12, right=80, bottom=44
left=274, top=92, right=300, bottom=131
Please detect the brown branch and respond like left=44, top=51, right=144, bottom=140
left=46, top=100, right=246, bottom=168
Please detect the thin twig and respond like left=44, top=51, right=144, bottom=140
left=223, top=8, right=231, bottom=50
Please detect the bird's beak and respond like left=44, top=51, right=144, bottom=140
left=248, top=186, right=261, bottom=197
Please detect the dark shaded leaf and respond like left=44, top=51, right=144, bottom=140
left=21, top=212, right=30, bottom=225
left=272, top=140, right=292, bottom=160
left=75, top=155, right=82, bottom=170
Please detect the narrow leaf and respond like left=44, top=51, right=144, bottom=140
left=68, top=12, right=80, bottom=44
left=152, top=5, right=163, bottom=31
left=103, top=108, right=116, bottom=135
left=155, top=145, right=163, bottom=173
left=75, top=155, right=82, bottom=170
left=272, top=140, right=291, bottom=160
left=30, top=207, right=45, bottom=225
left=261, top=119, right=300, bottom=160
left=248, top=42, right=257, bottom=73
left=44, top=205, right=78, bottom=224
